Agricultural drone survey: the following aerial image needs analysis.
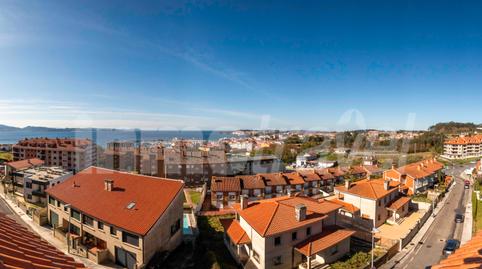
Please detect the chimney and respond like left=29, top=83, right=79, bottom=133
left=295, top=204, right=307, bottom=221
left=241, top=195, right=248, bottom=210
left=383, top=180, right=390, bottom=191
left=104, top=179, right=114, bottom=191
left=345, top=179, right=351, bottom=189
left=391, top=163, right=397, bottom=170
left=417, top=164, right=422, bottom=171
left=287, top=188, right=293, bottom=197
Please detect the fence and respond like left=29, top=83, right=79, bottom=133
left=399, top=207, right=432, bottom=250
left=194, top=183, right=207, bottom=214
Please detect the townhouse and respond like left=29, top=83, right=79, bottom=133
left=46, top=167, right=184, bottom=269
left=210, top=170, right=336, bottom=209
left=221, top=196, right=355, bottom=269
left=13, top=138, right=96, bottom=172
left=334, top=178, right=410, bottom=228
left=0, top=213, right=86, bottom=269
left=443, top=134, right=482, bottom=159
left=383, top=158, right=444, bottom=195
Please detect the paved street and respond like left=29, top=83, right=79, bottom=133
left=395, top=164, right=472, bottom=269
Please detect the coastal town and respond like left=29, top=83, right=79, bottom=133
left=2, top=1, right=482, bottom=269
left=0, top=123, right=482, bottom=269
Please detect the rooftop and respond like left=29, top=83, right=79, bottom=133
left=21, top=166, right=71, bottom=182
left=396, top=158, right=444, bottom=179
left=6, top=158, right=44, bottom=171
left=335, top=178, right=400, bottom=200
left=0, top=213, right=86, bottom=269
left=46, top=167, right=184, bottom=236
left=233, top=196, right=342, bottom=237
left=295, top=227, right=356, bottom=256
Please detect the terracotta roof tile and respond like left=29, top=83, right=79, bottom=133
left=295, top=227, right=356, bottom=256
left=335, top=178, right=400, bottom=200
left=258, top=173, right=288, bottom=186
left=234, top=196, right=341, bottom=236
left=6, top=159, right=44, bottom=171
left=0, top=213, right=86, bottom=269
left=396, top=158, right=444, bottom=180
left=211, top=177, right=241, bottom=192
left=386, top=196, right=411, bottom=211
left=431, top=231, right=482, bottom=268
left=283, top=172, right=305, bottom=185
left=219, top=219, right=250, bottom=245
left=46, top=167, right=184, bottom=235
left=330, top=199, right=360, bottom=213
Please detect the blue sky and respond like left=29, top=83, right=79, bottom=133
left=1, top=0, right=482, bottom=130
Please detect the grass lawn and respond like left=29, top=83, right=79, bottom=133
left=472, top=181, right=482, bottom=233
left=189, top=191, right=202, bottom=205
left=0, top=151, right=13, bottom=162
left=154, top=215, right=239, bottom=269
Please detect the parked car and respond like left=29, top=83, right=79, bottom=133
left=465, top=180, right=470, bottom=189
left=455, top=214, right=465, bottom=223
left=443, top=239, right=460, bottom=255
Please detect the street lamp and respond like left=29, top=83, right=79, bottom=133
left=64, top=204, right=72, bottom=253
left=371, top=226, right=380, bottom=269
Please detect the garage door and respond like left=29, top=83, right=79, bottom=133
left=115, top=246, right=137, bottom=269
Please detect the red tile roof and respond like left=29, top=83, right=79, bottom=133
left=335, top=178, right=400, bottom=200
left=46, top=167, right=184, bottom=236
left=396, top=158, right=444, bottom=180
left=233, top=196, right=341, bottom=236
left=330, top=199, right=360, bottom=213
left=431, top=231, right=482, bottom=268
left=258, top=173, right=288, bottom=186
left=6, top=158, right=44, bottom=171
left=211, top=177, right=241, bottom=192
left=445, top=135, right=482, bottom=145
left=386, top=196, right=411, bottom=211
left=0, top=213, right=86, bottom=269
left=238, top=175, right=265, bottom=189
left=283, top=172, right=305, bottom=185
left=295, top=227, right=356, bottom=256
left=219, top=219, right=250, bottom=245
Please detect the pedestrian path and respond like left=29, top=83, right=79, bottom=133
left=0, top=192, right=116, bottom=269
left=460, top=172, right=474, bottom=244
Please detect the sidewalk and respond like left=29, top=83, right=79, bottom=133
left=380, top=180, right=456, bottom=269
left=460, top=172, right=474, bottom=244
left=0, top=192, right=115, bottom=269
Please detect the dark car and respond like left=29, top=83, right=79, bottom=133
left=455, top=214, right=465, bottom=223
left=443, top=239, right=460, bottom=255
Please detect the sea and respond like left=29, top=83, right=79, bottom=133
left=0, top=129, right=237, bottom=147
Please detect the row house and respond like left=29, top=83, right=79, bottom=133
left=334, top=178, right=411, bottom=228
left=221, top=196, right=355, bottom=269
left=383, top=158, right=444, bottom=195
left=210, top=171, right=335, bottom=209
left=46, top=167, right=184, bottom=269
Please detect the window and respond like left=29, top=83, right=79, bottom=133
left=122, top=232, right=139, bottom=246
left=170, top=218, right=181, bottom=236
left=253, top=250, right=260, bottom=263
left=25, top=182, right=32, bottom=189
left=27, top=194, right=32, bottom=200
left=98, top=221, right=104, bottom=230
left=306, top=227, right=311, bottom=236
left=48, top=197, right=56, bottom=206
left=274, top=236, right=281, bottom=246
left=330, top=245, right=338, bottom=255
left=69, top=224, right=80, bottom=235
left=70, top=209, right=80, bottom=221
left=82, top=215, right=94, bottom=227
left=273, top=256, right=282, bottom=266
left=378, top=214, right=381, bottom=221
left=378, top=200, right=381, bottom=206
left=292, top=232, right=297, bottom=241
left=110, top=226, right=117, bottom=236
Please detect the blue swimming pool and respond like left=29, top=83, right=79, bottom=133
left=183, top=213, right=193, bottom=235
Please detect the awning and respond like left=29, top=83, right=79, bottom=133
left=295, top=228, right=355, bottom=256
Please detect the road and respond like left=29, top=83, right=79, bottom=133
left=395, top=164, right=472, bottom=269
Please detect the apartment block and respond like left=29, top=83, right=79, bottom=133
left=46, top=167, right=184, bottom=269
left=443, top=134, right=482, bottom=159
left=221, top=196, right=355, bottom=269
left=13, top=138, right=96, bottom=172
left=4, top=158, right=45, bottom=197
left=22, top=166, right=72, bottom=206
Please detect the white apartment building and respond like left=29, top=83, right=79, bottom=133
left=22, top=166, right=72, bottom=206
left=443, top=135, right=482, bottom=159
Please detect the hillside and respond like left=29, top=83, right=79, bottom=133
left=428, top=122, right=482, bottom=134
